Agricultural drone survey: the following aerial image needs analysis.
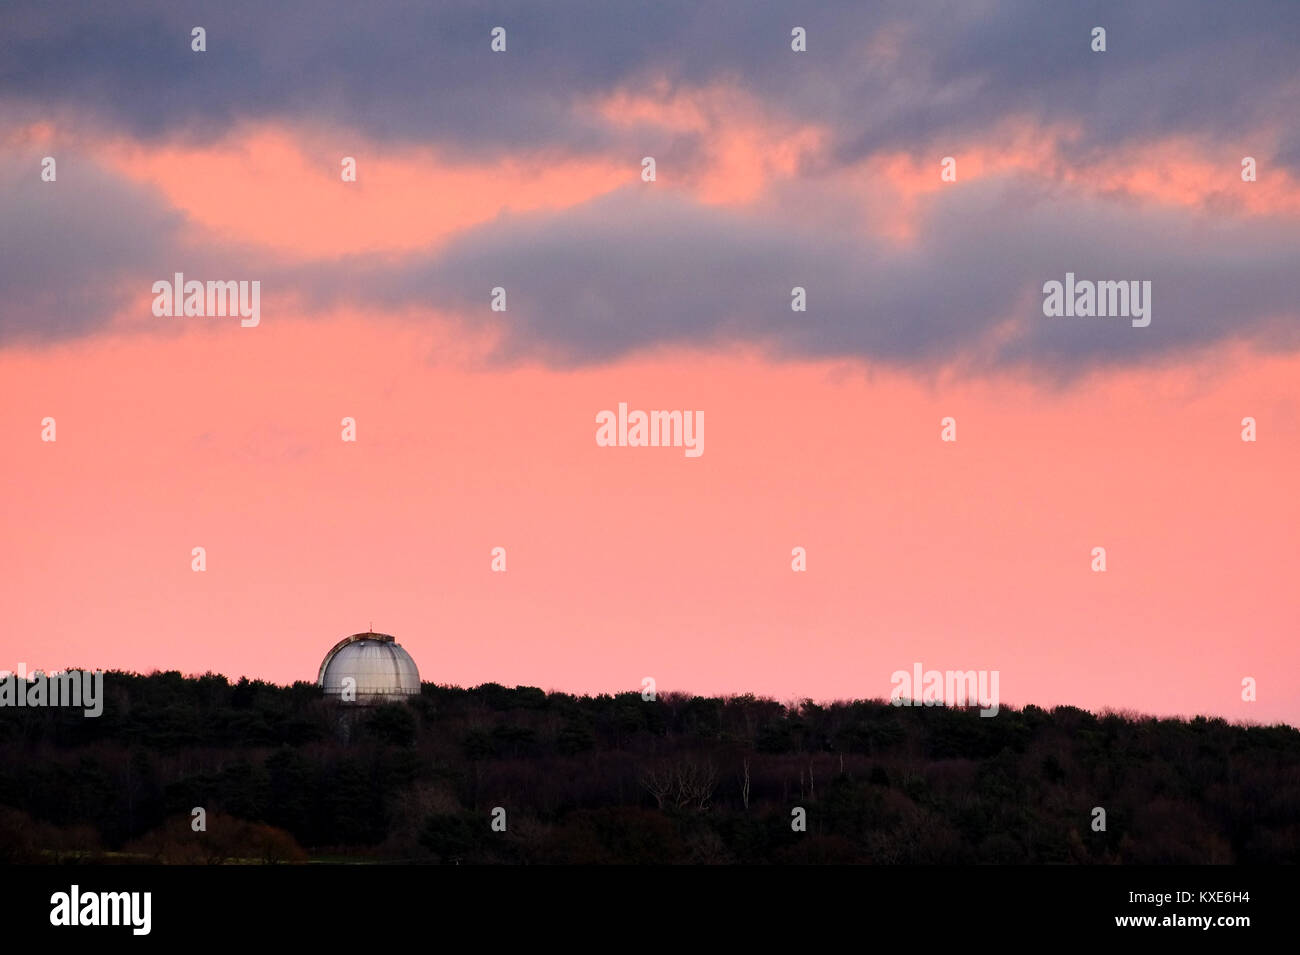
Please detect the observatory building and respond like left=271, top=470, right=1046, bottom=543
left=318, top=631, right=421, bottom=704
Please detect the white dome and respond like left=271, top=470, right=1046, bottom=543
left=318, top=632, right=420, bottom=704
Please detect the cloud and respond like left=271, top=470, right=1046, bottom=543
left=3, top=1, right=1297, bottom=371
left=0, top=149, right=184, bottom=343
left=279, top=178, right=1300, bottom=373
left=2, top=0, right=1297, bottom=168
left=4, top=134, right=1297, bottom=373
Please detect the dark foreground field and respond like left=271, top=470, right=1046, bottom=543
left=1, top=672, right=1296, bottom=864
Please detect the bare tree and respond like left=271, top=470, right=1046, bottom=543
left=640, top=763, right=674, bottom=810
left=640, top=758, right=718, bottom=811
left=674, top=759, right=718, bottom=810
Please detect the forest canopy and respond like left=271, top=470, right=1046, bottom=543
left=0, top=671, right=1295, bottom=864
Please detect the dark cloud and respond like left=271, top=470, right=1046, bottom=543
left=278, top=179, right=1300, bottom=373
left=2, top=1, right=1297, bottom=165
left=3, top=153, right=1297, bottom=371
left=2, top=2, right=1297, bottom=369
left=0, top=150, right=272, bottom=344
left=0, top=150, right=183, bottom=342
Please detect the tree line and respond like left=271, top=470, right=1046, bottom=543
left=0, top=671, right=1295, bottom=863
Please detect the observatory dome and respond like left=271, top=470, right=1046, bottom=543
left=318, top=632, right=420, bottom=704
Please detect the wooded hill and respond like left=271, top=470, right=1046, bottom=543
left=1, top=671, right=1295, bottom=864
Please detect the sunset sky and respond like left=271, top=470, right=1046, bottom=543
left=2, top=1, right=1297, bottom=725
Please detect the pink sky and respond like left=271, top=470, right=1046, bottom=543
left=3, top=310, right=1296, bottom=725
left=3, top=105, right=1298, bottom=726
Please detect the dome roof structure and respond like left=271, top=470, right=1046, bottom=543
left=318, top=632, right=420, bottom=704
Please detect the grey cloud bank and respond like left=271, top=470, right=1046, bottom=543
left=2, top=1, right=1298, bottom=373
left=282, top=182, right=1300, bottom=372
left=2, top=1, right=1298, bottom=166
